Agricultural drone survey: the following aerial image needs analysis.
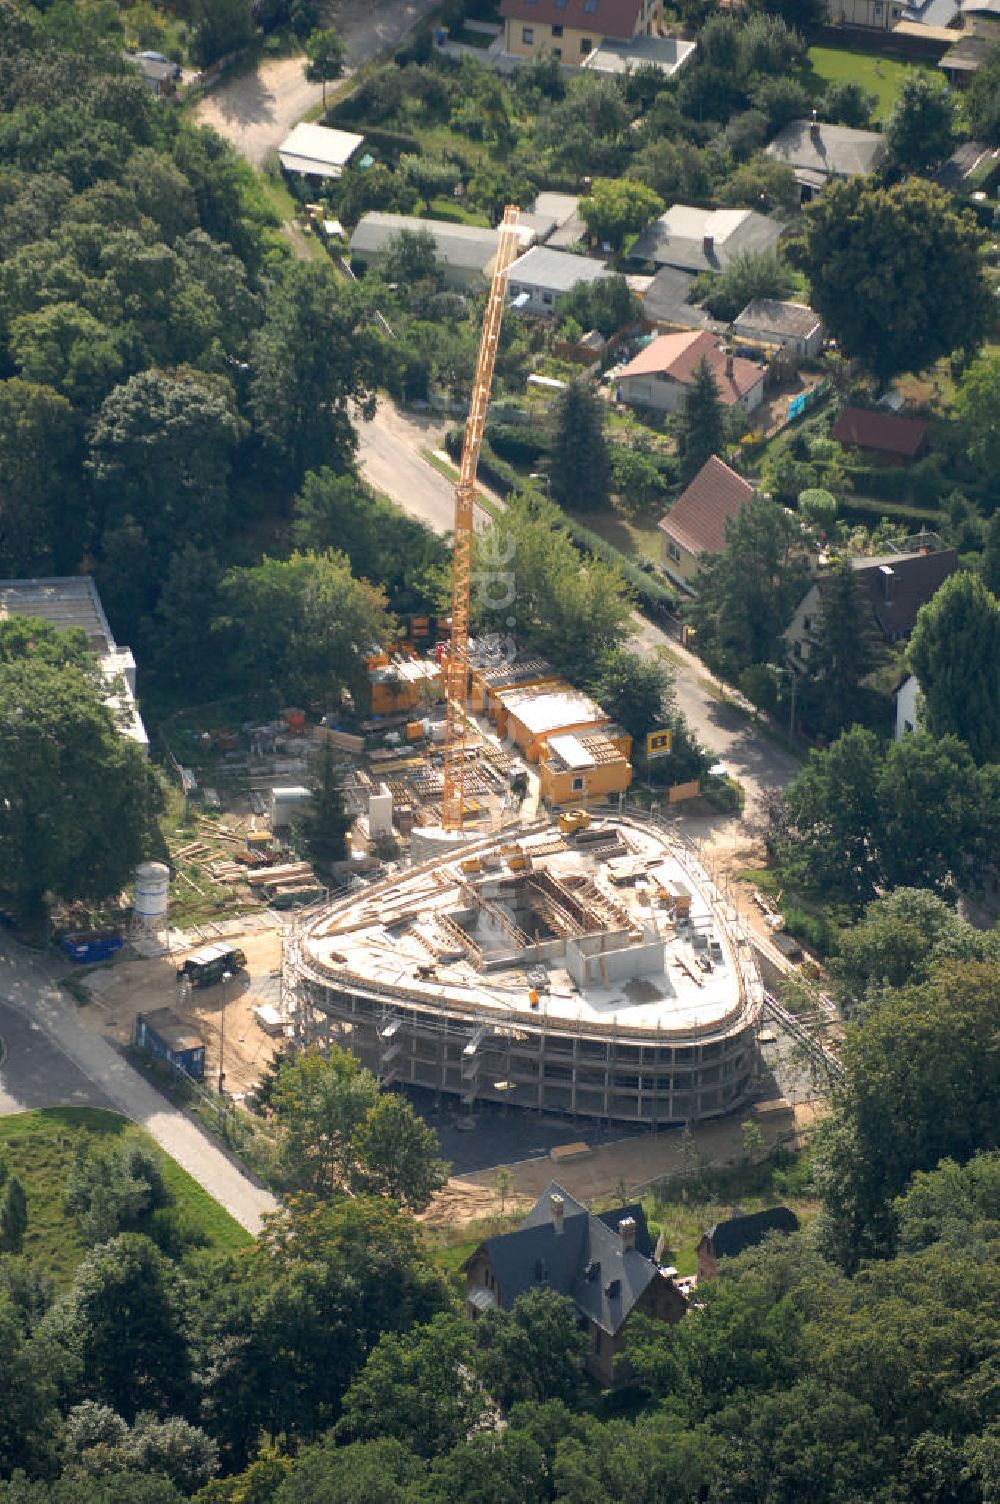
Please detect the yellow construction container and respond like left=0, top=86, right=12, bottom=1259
left=405, top=720, right=426, bottom=741
left=460, top=856, right=483, bottom=874
left=247, top=830, right=272, bottom=848
left=558, top=809, right=591, bottom=835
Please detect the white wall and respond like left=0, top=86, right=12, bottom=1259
left=895, top=674, right=920, bottom=740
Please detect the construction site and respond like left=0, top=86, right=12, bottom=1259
left=286, top=813, right=763, bottom=1127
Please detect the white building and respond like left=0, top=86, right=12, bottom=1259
left=732, top=299, right=823, bottom=364
left=278, top=122, right=366, bottom=180
left=0, top=576, right=149, bottom=752
left=507, top=246, right=613, bottom=315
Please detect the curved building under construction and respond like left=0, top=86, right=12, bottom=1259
left=286, top=815, right=763, bottom=1126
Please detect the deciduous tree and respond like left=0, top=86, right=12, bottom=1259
left=908, top=571, right=1000, bottom=764
left=304, top=27, right=345, bottom=106
left=578, top=179, right=664, bottom=252
left=885, top=72, right=956, bottom=173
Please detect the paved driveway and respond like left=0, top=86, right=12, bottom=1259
left=0, top=997, right=115, bottom=1117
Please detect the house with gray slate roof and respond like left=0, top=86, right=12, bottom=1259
left=697, top=1207, right=800, bottom=1281
left=464, top=1182, right=687, bottom=1386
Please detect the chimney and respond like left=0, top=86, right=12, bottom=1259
left=725, top=352, right=734, bottom=378
left=619, top=1216, right=636, bottom=1252
left=550, top=1193, right=565, bottom=1235
left=879, top=564, right=895, bottom=604
left=703, top=234, right=714, bottom=259
left=810, top=108, right=820, bottom=142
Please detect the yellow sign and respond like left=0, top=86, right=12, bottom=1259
left=646, top=728, right=673, bottom=760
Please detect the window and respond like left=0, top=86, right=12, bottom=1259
left=793, top=640, right=802, bottom=658
left=803, top=615, right=812, bottom=632
left=580, top=35, right=592, bottom=52
left=522, top=24, right=534, bottom=41
left=667, top=540, right=681, bottom=563
left=553, top=45, right=561, bottom=56
left=552, top=22, right=563, bottom=34
left=572, top=776, right=585, bottom=792
left=542, top=291, right=553, bottom=305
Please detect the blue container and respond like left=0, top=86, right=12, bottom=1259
left=61, top=931, right=124, bottom=965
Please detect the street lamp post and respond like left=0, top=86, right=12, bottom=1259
left=218, top=970, right=231, bottom=1097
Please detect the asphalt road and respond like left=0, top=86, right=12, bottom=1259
left=0, top=944, right=277, bottom=1235
left=357, top=404, right=457, bottom=533
left=0, top=997, right=115, bottom=1117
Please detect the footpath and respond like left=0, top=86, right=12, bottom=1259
left=0, top=942, right=277, bottom=1235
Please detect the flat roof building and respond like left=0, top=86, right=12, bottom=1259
left=0, top=576, right=148, bottom=752
left=350, top=212, right=534, bottom=290
left=278, top=122, right=365, bottom=179
left=507, top=246, right=613, bottom=316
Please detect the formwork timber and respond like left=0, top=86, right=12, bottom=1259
left=285, top=815, right=763, bottom=1126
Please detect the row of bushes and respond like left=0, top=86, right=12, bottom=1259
left=838, top=494, right=945, bottom=531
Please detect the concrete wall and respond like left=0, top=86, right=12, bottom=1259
left=565, top=931, right=665, bottom=987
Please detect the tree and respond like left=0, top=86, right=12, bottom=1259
left=270, top=1047, right=380, bottom=1197
left=64, top=1135, right=171, bottom=1248
left=777, top=726, right=885, bottom=913
left=985, top=510, right=1000, bottom=598
left=799, top=558, right=882, bottom=740
left=0, top=624, right=162, bottom=914
left=555, top=275, right=640, bottom=339
left=955, top=349, right=1000, bottom=476
left=44, top=1234, right=191, bottom=1421
left=964, top=43, right=1000, bottom=144
left=885, top=72, right=956, bottom=173
left=686, top=495, right=806, bottom=679
left=0, top=379, right=83, bottom=577
left=426, top=1432, right=550, bottom=1504
left=804, top=178, right=991, bottom=384
left=337, top=1314, right=486, bottom=1458
left=474, top=493, right=633, bottom=682
left=150, top=544, right=223, bottom=695
left=718, top=154, right=799, bottom=214
left=0, top=1180, right=27, bottom=1254
left=295, top=738, right=351, bottom=872
left=214, top=550, right=393, bottom=711
left=700, top=250, right=794, bottom=324
left=908, top=571, right=1000, bottom=765
left=268, top=1437, right=425, bottom=1504
left=382, top=228, right=443, bottom=289
left=547, top=381, right=611, bottom=512
left=822, top=79, right=876, bottom=128
left=88, top=370, right=240, bottom=575
left=797, top=487, right=837, bottom=533
left=678, top=357, right=725, bottom=484
left=578, top=179, right=664, bottom=252
left=190, top=0, right=258, bottom=66
left=587, top=647, right=674, bottom=744
left=349, top=1094, right=449, bottom=1211
left=304, top=27, right=345, bottom=106
left=472, top=1290, right=587, bottom=1411
left=250, top=262, right=379, bottom=483
left=813, top=959, right=1000, bottom=1267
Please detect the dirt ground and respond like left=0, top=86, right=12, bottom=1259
left=421, top=1101, right=827, bottom=1228
left=79, top=928, right=285, bottom=1100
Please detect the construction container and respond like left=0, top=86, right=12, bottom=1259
left=61, top=928, right=123, bottom=965
left=246, top=830, right=272, bottom=849
left=559, top=809, right=591, bottom=835
left=405, top=721, right=425, bottom=741
left=135, top=1008, right=205, bottom=1079
left=270, top=786, right=311, bottom=830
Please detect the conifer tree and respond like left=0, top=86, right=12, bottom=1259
left=679, top=357, right=725, bottom=484
left=548, top=381, right=611, bottom=512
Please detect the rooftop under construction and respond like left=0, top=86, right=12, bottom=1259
left=287, top=814, right=763, bottom=1126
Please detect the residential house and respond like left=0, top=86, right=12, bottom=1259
left=641, top=265, right=722, bottom=332
left=499, top=0, right=663, bottom=65
left=278, top=122, right=366, bottom=182
left=940, top=31, right=996, bottom=85
left=765, top=119, right=886, bottom=200
left=732, top=299, right=823, bottom=364
left=583, top=32, right=696, bottom=75
left=827, top=0, right=906, bottom=25
left=896, top=671, right=921, bottom=738
left=934, top=140, right=999, bottom=193
left=129, top=52, right=181, bottom=97
left=519, top=192, right=586, bottom=249
left=658, top=455, right=754, bottom=592
left=696, top=1207, right=800, bottom=1281
left=350, top=213, right=534, bottom=291
left=464, top=1183, right=687, bottom=1386
left=616, top=330, right=766, bottom=416
left=831, top=406, right=928, bottom=464
left=0, top=576, right=148, bottom=752
left=784, top=547, right=958, bottom=665
left=629, top=205, right=785, bottom=273
left=507, top=246, right=613, bottom=316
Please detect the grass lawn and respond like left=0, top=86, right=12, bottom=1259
left=0, top=1107, right=251, bottom=1284
left=802, top=44, right=927, bottom=121
left=573, top=508, right=664, bottom=567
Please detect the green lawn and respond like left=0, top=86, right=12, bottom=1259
left=574, top=508, right=665, bottom=567
left=0, top=1108, right=251, bottom=1284
left=803, top=45, right=927, bottom=121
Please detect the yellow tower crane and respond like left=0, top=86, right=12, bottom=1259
left=441, top=204, right=521, bottom=832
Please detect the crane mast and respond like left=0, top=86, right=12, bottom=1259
left=441, top=204, right=521, bottom=832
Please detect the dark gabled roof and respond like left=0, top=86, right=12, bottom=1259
left=658, top=455, right=754, bottom=558
left=851, top=548, right=958, bottom=639
left=704, top=1206, right=799, bottom=1260
left=500, top=0, right=643, bottom=40
left=642, top=265, right=720, bottom=331
left=832, top=406, right=928, bottom=458
left=470, top=1181, right=663, bottom=1335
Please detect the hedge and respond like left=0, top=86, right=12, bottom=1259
left=838, top=495, right=945, bottom=530
left=323, top=118, right=422, bottom=159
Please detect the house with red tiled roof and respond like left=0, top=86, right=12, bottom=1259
left=499, top=0, right=662, bottom=64
left=616, top=331, right=766, bottom=416
left=658, top=456, right=754, bottom=591
left=831, top=406, right=928, bottom=465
